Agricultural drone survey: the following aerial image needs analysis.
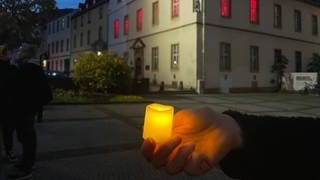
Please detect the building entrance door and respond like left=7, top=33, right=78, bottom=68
left=134, top=48, right=144, bottom=80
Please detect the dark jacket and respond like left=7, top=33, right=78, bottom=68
left=0, top=61, right=17, bottom=118
left=220, top=111, right=320, bottom=180
left=16, top=62, right=52, bottom=115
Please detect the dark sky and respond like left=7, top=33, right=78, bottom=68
left=56, top=0, right=80, bottom=9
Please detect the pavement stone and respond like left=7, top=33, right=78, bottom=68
left=34, top=150, right=233, bottom=180
left=4, top=93, right=320, bottom=180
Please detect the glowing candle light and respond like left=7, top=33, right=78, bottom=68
left=143, top=103, right=174, bottom=143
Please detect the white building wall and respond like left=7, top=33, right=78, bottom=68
left=108, top=0, right=199, bottom=89
left=203, top=0, right=320, bottom=91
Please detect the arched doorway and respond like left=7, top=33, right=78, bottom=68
left=131, top=39, right=145, bottom=80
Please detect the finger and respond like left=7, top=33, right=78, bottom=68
left=165, top=143, right=195, bottom=175
left=141, top=138, right=156, bottom=161
left=184, top=152, right=213, bottom=176
left=151, top=136, right=182, bottom=168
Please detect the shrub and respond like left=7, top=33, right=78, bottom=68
left=73, top=51, right=132, bottom=93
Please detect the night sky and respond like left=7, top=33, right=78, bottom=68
left=56, top=0, right=80, bottom=9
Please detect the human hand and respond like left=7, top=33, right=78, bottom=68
left=141, top=107, right=242, bottom=175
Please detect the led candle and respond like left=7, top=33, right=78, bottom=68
left=143, top=103, right=174, bottom=143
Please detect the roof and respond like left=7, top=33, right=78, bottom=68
left=72, top=0, right=108, bottom=19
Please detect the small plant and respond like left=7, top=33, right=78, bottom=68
left=271, top=55, right=288, bottom=91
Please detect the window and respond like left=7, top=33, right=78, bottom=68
left=66, top=38, right=69, bottom=51
left=274, top=49, right=282, bottom=64
left=73, top=34, right=77, bottom=48
left=220, top=0, right=231, bottom=17
left=274, top=4, right=282, bottom=28
left=87, top=11, right=91, bottom=24
left=295, top=51, right=302, bottom=72
left=57, top=20, right=60, bottom=32
left=80, top=15, right=84, bottom=27
left=98, top=26, right=103, bottom=40
left=51, top=42, right=54, bottom=54
left=220, top=42, right=231, bottom=72
left=67, top=16, right=70, bottom=28
left=87, top=30, right=91, bottom=45
left=171, top=44, right=179, bottom=70
left=312, top=15, right=318, bottom=35
left=294, top=10, right=302, bottom=32
left=80, top=32, right=83, bottom=47
left=137, top=9, right=143, bottom=32
left=152, top=1, right=159, bottom=25
left=99, top=7, right=103, bottom=19
left=60, top=40, right=64, bottom=53
left=124, top=15, right=129, bottom=35
left=250, top=46, right=259, bottom=73
left=114, top=19, right=120, bottom=38
left=48, top=24, right=51, bottom=34
left=73, top=18, right=77, bottom=29
left=152, top=47, right=159, bottom=71
left=61, top=18, right=65, bottom=30
left=56, top=41, right=59, bottom=53
left=172, top=0, right=179, bottom=18
left=249, top=0, right=259, bottom=24
left=53, top=22, right=56, bottom=33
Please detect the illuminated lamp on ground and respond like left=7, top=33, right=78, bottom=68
left=143, top=103, right=174, bottom=143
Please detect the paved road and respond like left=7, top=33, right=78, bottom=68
left=3, top=93, right=320, bottom=179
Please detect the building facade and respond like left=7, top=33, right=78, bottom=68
left=46, top=9, right=78, bottom=75
left=108, top=0, right=320, bottom=93
left=71, top=0, right=109, bottom=72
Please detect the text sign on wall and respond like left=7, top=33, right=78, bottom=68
left=291, top=73, right=318, bottom=91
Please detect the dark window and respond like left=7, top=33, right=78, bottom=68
left=220, top=42, right=231, bottom=72
left=294, top=10, right=302, bottom=32
left=80, top=32, right=83, bottom=47
left=295, top=51, right=302, bottom=72
left=274, top=4, right=282, bottom=28
left=60, top=40, right=64, bottom=53
left=250, top=46, right=259, bottom=73
left=171, top=44, right=179, bottom=70
left=152, top=47, right=159, bottom=71
left=152, top=1, right=159, bottom=25
left=66, top=38, right=69, bottom=51
left=312, top=15, right=318, bottom=35
left=274, top=49, right=282, bottom=64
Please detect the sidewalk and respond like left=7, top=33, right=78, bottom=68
left=4, top=93, right=320, bottom=179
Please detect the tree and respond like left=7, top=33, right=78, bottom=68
left=271, top=55, right=288, bottom=91
left=0, top=0, right=57, bottom=48
left=73, top=51, right=132, bottom=93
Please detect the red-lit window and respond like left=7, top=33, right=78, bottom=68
left=172, top=0, right=179, bottom=18
left=124, top=15, right=129, bottom=35
left=221, top=0, right=231, bottom=17
left=137, top=9, right=143, bottom=32
left=114, top=19, right=119, bottom=38
left=249, top=0, right=259, bottom=24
